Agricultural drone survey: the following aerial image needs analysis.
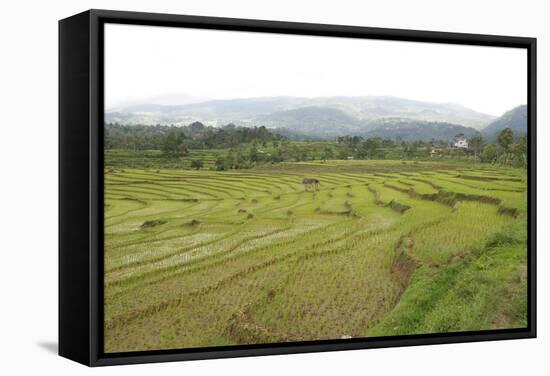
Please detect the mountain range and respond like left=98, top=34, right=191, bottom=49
left=482, top=105, right=527, bottom=141
left=105, top=96, right=526, bottom=141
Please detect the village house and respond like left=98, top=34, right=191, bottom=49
left=453, top=137, right=469, bottom=149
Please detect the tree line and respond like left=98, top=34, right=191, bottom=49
left=211, top=128, right=526, bottom=170
left=479, top=128, right=527, bottom=167
left=105, top=122, right=527, bottom=170
left=105, top=122, right=285, bottom=154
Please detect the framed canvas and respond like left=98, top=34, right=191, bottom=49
left=59, top=9, right=537, bottom=366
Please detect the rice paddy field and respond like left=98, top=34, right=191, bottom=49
left=103, top=160, right=528, bottom=353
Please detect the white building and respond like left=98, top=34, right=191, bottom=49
left=453, top=138, right=469, bottom=149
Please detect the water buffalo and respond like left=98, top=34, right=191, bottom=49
left=302, top=178, right=320, bottom=191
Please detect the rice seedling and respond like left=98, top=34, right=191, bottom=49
left=103, top=160, right=527, bottom=352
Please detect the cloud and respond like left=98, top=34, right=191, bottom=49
left=105, top=23, right=527, bottom=116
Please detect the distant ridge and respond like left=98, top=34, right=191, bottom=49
left=482, top=105, right=527, bottom=140
left=105, top=95, right=498, bottom=140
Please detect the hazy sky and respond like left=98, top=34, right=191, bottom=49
left=105, top=23, right=527, bottom=116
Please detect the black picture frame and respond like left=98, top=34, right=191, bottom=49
left=59, top=9, right=537, bottom=367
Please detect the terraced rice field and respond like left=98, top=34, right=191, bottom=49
left=104, top=160, right=528, bottom=352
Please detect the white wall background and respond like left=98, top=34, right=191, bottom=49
left=0, top=0, right=547, bottom=374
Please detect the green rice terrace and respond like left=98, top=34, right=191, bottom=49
left=104, top=160, right=527, bottom=352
